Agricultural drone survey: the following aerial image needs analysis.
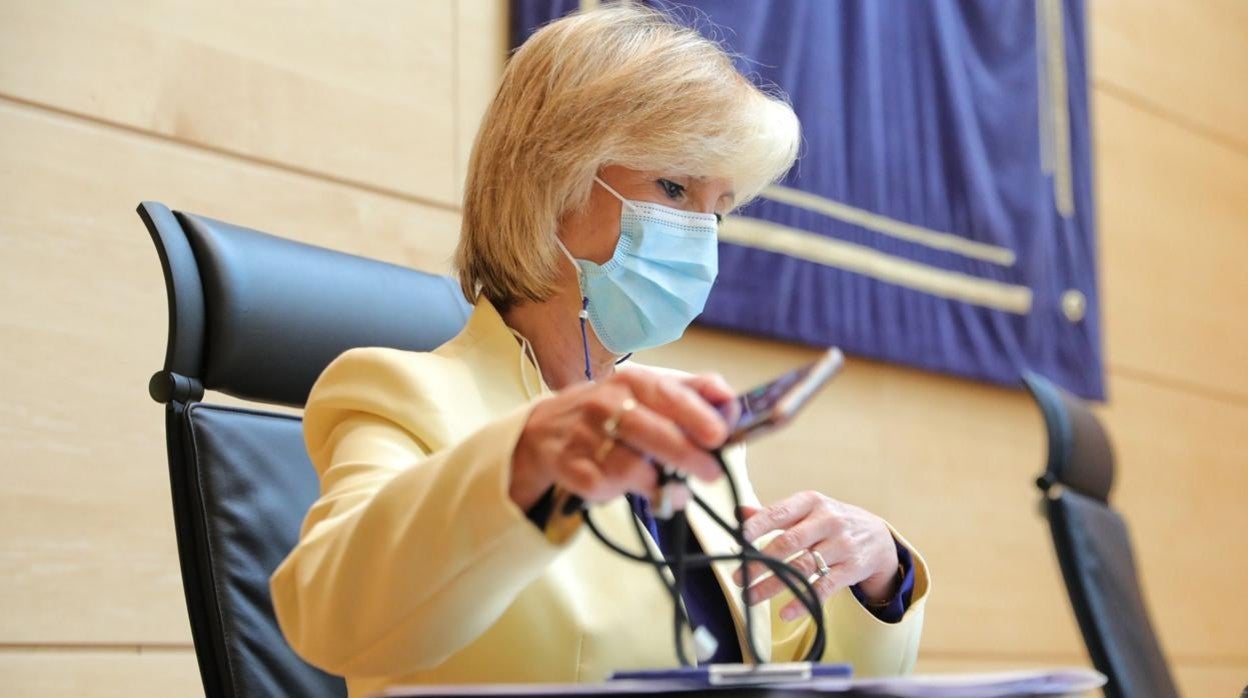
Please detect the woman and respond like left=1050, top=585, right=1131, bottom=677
left=271, top=5, right=928, bottom=695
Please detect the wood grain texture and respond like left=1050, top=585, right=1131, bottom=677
left=1099, top=375, right=1248, bottom=659
left=0, top=1, right=459, bottom=205
left=0, top=99, right=459, bottom=643
left=0, top=648, right=201, bottom=697
left=1096, top=91, right=1248, bottom=401
left=1090, top=0, right=1248, bottom=151
left=454, top=0, right=509, bottom=201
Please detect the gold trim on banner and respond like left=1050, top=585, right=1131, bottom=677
left=760, top=185, right=1017, bottom=266
left=1040, top=0, right=1075, bottom=218
left=720, top=216, right=1033, bottom=315
left=1036, top=0, right=1054, bottom=175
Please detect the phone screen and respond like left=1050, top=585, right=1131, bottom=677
left=717, top=348, right=843, bottom=444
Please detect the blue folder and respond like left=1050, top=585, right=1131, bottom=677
left=610, top=662, right=852, bottom=688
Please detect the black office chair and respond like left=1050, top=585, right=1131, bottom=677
left=1023, top=372, right=1180, bottom=698
left=139, top=202, right=472, bottom=697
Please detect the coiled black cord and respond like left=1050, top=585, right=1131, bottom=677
left=579, top=448, right=827, bottom=666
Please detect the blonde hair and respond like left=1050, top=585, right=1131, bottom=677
left=456, top=3, right=800, bottom=308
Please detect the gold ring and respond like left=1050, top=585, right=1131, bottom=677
left=594, top=436, right=616, bottom=463
left=602, top=397, right=637, bottom=439
left=811, top=549, right=831, bottom=578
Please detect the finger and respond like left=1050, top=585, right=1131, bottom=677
left=779, top=565, right=856, bottom=621
left=741, top=491, right=821, bottom=543
left=681, top=372, right=735, bottom=407
left=607, top=400, right=721, bottom=482
left=598, top=442, right=659, bottom=498
left=734, top=519, right=825, bottom=586
left=613, top=370, right=728, bottom=449
left=554, top=457, right=610, bottom=502
left=760, top=519, right=830, bottom=563
left=741, top=550, right=820, bottom=605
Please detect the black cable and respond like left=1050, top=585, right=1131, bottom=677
left=686, top=487, right=827, bottom=661
left=577, top=448, right=828, bottom=666
left=669, top=508, right=692, bottom=664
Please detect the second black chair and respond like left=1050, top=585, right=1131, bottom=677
left=1024, top=372, right=1180, bottom=698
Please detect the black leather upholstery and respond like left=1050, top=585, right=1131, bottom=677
left=1026, top=372, right=1114, bottom=502
left=182, top=404, right=342, bottom=697
left=1023, top=372, right=1179, bottom=698
left=178, top=211, right=470, bottom=407
left=139, top=201, right=472, bottom=697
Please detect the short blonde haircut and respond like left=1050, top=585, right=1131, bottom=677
left=456, top=3, right=800, bottom=308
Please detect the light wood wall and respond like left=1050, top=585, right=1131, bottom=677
left=0, top=1, right=1243, bottom=695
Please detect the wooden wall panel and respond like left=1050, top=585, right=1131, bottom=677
left=1090, top=0, right=1248, bottom=150
left=0, top=99, right=460, bottom=644
left=1100, top=375, right=1248, bottom=658
left=0, top=1, right=458, bottom=205
left=455, top=0, right=509, bottom=200
left=0, top=649, right=200, bottom=697
left=1096, top=92, right=1248, bottom=400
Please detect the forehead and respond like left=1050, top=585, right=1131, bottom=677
left=692, top=176, right=736, bottom=203
left=693, top=174, right=728, bottom=193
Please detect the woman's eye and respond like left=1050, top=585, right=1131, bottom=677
left=657, top=178, right=686, bottom=200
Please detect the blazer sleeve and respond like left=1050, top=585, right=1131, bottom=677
left=721, top=447, right=931, bottom=675
left=269, top=348, right=575, bottom=678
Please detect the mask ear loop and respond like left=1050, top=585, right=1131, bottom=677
left=555, top=237, right=594, bottom=383
left=508, top=328, right=540, bottom=399
left=593, top=175, right=637, bottom=213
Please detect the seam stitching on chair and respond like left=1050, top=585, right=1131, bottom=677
left=185, top=403, right=244, bottom=696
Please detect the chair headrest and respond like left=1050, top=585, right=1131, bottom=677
left=140, top=202, right=472, bottom=407
left=1022, top=371, right=1115, bottom=502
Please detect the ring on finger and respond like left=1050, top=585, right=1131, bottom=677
left=594, top=435, right=616, bottom=464
left=602, top=397, right=638, bottom=439
left=811, top=549, right=831, bottom=578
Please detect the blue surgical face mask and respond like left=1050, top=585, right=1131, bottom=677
left=557, top=176, right=719, bottom=357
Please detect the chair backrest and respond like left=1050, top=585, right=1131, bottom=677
left=1022, top=372, right=1179, bottom=698
left=139, top=202, right=472, bottom=697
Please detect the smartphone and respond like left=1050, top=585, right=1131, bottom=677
left=717, top=347, right=844, bottom=444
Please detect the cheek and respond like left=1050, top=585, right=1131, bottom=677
left=592, top=227, right=624, bottom=264
left=558, top=202, right=624, bottom=265
left=578, top=210, right=623, bottom=265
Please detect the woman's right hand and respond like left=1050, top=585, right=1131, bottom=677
left=509, top=367, right=731, bottom=512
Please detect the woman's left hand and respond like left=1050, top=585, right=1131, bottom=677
left=731, top=490, right=900, bottom=621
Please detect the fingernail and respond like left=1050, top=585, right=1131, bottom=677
left=780, top=606, right=799, bottom=621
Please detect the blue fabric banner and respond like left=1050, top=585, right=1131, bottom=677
left=513, top=0, right=1103, bottom=399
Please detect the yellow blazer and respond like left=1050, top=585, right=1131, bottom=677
left=271, top=297, right=929, bottom=696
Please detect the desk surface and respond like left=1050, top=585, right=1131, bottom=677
left=380, top=667, right=1105, bottom=698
